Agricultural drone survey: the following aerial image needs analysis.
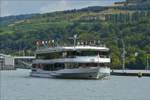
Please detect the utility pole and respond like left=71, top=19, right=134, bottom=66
left=73, top=34, right=77, bottom=47
left=69, top=34, right=78, bottom=48
left=122, top=39, right=126, bottom=72
left=146, top=55, right=149, bottom=70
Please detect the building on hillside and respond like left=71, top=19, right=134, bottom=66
left=0, top=54, right=15, bottom=70
left=126, top=0, right=150, bottom=3
left=127, top=0, right=150, bottom=5
left=114, top=0, right=150, bottom=6
left=114, top=1, right=128, bottom=6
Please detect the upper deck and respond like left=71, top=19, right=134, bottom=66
left=36, top=46, right=109, bottom=54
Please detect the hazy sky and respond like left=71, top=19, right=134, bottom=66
left=1, top=0, right=124, bottom=17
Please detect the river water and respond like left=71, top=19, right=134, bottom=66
left=1, top=69, right=150, bottom=100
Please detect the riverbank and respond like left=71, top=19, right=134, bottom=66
left=111, top=70, right=150, bottom=77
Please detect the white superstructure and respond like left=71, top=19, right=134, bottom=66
left=30, top=45, right=111, bottom=79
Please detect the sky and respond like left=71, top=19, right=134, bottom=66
left=1, top=0, right=124, bottom=17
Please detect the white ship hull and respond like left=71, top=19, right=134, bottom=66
left=30, top=67, right=110, bottom=79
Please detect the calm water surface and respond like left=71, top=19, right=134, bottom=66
left=1, top=69, right=150, bottom=100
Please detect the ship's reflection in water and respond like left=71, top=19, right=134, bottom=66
left=1, top=69, right=150, bottom=100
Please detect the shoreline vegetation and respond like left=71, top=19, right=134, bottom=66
left=0, top=0, right=150, bottom=69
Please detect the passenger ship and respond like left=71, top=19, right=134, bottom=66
left=30, top=36, right=111, bottom=79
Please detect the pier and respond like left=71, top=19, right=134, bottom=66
left=14, top=56, right=35, bottom=69
left=111, top=70, right=150, bottom=77
left=0, top=53, right=35, bottom=70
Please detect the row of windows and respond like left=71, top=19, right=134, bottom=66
left=32, top=63, right=109, bottom=71
left=36, top=50, right=109, bottom=59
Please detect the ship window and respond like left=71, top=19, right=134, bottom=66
left=65, top=63, right=79, bottom=69
left=78, top=63, right=98, bottom=67
left=67, top=50, right=99, bottom=57
left=32, top=64, right=36, bottom=68
left=53, top=63, right=65, bottom=70
left=64, top=63, right=101, bottom=68
left=36, top=52, right=64, bottom=59
left=98, top=51, right=109, bottom=58
left=43, top=64, right=51, bottom=71
left=36, top=50, right=109, bottom=59
left=80, top=51, right=98, bottom=56
left=41, top=64, right=56, bottom=71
